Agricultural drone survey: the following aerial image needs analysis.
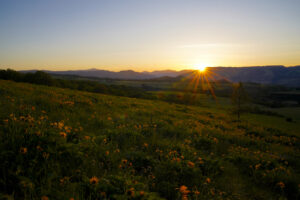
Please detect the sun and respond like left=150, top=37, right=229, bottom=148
left=194, top=64, right=207, bottom=72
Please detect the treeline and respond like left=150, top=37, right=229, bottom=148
left=0, top=69, right=220, bottom=106
left=0, top=69, right=154, bottom=99
left=3, top=69, right=295, bottom=109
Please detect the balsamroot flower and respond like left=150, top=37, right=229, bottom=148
left=178, top=185, right=190, bottom=200
left=89, top=176, right=99, bottom=185
left=277, top=181, right=285, bottom=189
left=206, top=177, right=211, bottom=184
left=20, top=147, right=27, bottom=154
left=41, top=196, right=49, bottom=200
left=187, top=161, right=195, bottom=168
left=60, top=132, right=67, bottom=138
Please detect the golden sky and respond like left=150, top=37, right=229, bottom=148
left=0, top=0, right=299, bottom=71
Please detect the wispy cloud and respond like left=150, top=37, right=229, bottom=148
left=178, top=43, right=239, bottom=49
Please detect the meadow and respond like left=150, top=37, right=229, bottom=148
left=0, top=80, right=299, bottom=200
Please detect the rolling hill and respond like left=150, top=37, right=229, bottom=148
left=0, top=80, right=299, bottom=199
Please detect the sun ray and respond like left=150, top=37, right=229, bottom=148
left=170, top=66, right=232, bottom=106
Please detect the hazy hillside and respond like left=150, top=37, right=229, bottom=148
left=20, top=66, right=300, bottom=86
left=0, top=80, right=299, bottom=199
left=45, top=69, right=154, bottom=80
left=210, top=66, right=300, bottom=87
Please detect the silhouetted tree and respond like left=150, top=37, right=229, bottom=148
left=24, top=71, right=55, bottom=86
left=232, top=82, right=248, bottom=121
left=0, top=69, right=23, bottom=81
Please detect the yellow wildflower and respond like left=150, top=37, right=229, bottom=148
left=187, top=161, right=195, bottom=168
left=60, top=132, right=67, bottom=138
left=206, top=178, right=211, bottom=184
left=89, top=176, right=99, bottom=185
left=41, top=196, right=49, bottom=200
left=20, top=147, right=27, bottom=154
left=277, top=181, right=285, bottom=189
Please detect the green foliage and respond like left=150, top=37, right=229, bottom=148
left=0, top=80, right=299, bottom=200
left=0, top=69, right=153, bottom=100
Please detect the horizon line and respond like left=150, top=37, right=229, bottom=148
left=1, top=65, right=300, bottom=73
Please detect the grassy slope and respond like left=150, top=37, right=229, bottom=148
left=0, top=80, right=299, bottom=200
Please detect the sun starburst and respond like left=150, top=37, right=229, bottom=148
left=194, top=64, right=207, bottom=72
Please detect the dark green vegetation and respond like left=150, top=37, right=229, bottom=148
left=1, top=69, right=300, bottom=110
left=0, top=69, right=153, bottom=99
left=50, top=70, right=300, bottom=109
left=0, top=79, right=299, bottom=200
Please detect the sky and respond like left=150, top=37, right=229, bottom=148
left=0, top=0, right=300, bottom=71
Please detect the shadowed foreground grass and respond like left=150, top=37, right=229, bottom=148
left=0, top=80, right=299, bottom=200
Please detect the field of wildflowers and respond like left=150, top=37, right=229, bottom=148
left=0, top=80, right=299, bottom=199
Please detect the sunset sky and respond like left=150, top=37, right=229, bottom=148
left=0, top=0, right=300, bottom=71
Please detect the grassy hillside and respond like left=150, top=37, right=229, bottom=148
left=0, top=80, right=299, bottom=200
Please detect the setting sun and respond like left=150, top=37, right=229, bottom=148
left=194, top=64, right=207, bottom=72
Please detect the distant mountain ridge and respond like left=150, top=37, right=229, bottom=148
left=20, top=69, right=190, bottom=79
left=20, top=65, right=300, bottom=87
left=208, top=66, right=300, bottom=87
